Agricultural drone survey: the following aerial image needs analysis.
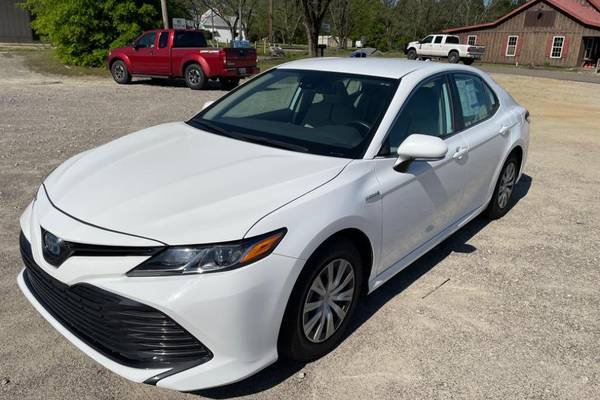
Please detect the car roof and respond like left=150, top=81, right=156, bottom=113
left=275, top=58, right=455, bottom=79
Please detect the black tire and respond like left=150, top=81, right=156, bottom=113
left=407, top=49, right=418, bottom=60
left=463, top=58, right=475, bottom=65
left=448, top=51, right=460, bottom=64
left=278, top=237, right=364, bottom=361
left=110, top=60, right=131, bottom=84
left=184, top=63, right=206, bottom=90
left=219, top=77, right=240, bottom=90
left=485, top=154, right=519, bottom=220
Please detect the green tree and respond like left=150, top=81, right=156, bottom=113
left=21, top=0, right=184, bottom=66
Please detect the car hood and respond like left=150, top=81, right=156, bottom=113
left=44, top=122, right=350, bottom=245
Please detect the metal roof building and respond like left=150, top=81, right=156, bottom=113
left=444, top=0, right=600, bottom=68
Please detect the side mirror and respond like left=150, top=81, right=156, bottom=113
left=202, top=100, right=215, bottom=110
left=133, top=42, right=139, bottom=50
left=394, top=134, right=448, bottom=172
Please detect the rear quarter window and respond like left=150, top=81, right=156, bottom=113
left=173, top=31, right=207, bottom=48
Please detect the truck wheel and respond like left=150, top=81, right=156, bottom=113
left=184, top=63, right=206, bottom=90
left=448, top=51, right=460, bottom=64
left=463, top=58, right=475, bottom=66
left=111, top=60, right=131, bottom=84
left=407, top=49, right=417, bottom=60
left=219, top=77, right=240, bottom=90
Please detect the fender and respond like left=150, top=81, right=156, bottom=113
left=179, top=55, right=212, bottom=78
left=108, top=52, right=133, bottom=72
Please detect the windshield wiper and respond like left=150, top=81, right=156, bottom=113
left=191, top=119, right=308, bottom=153
left=236, top=133, right=309, bottom=153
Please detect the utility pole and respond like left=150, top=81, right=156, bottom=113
left=268, top=0, right=273, bottom=44
left=161, top=0, right=169, bottom=29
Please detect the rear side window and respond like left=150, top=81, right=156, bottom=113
left=158, top=32, right=169, bottom=48
left=136, top=32, right=156, bottom=48
left=445, top=36, right=460, bottom=44
left=434, top=36, right=443, bottom=44
left=173, top=31, right=207, bottom=48
left=453, top=74, right=499, bottom=128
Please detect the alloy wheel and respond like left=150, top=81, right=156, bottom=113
left=114, top=64, right=125, bottom=80
left=188, top=69, right=201, bottom=85
left=302, top=258, right=355, bottom=343
left=497, top=162, right=516, bottom=209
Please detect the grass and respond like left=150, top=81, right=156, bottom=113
left=0, top=47, right=109, bottom=77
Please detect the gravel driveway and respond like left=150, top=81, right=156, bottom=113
left=1, top=53, right=599, bottom=400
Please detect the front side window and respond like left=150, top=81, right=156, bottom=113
left=551, top=36, right=564, bottom=58
left=173, top=31, right=207, bottom=48
left=189, top=69, right=397, bottom=158
left=421, top=36, right=433, bottom=44
left=383, top=76, right=454, bottom=155
left=506, top=35, right=518, bottom=56
left=468, top=35, right=477, bottom=46
left=453, top=74, right=498, bottom=129
left=136, top=32, right=156, bottom=48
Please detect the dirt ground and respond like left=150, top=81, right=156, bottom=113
left=0, top=53, right=599, bottom=400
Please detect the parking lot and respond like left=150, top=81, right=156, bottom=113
left=0, top=52, right=599, bottom=400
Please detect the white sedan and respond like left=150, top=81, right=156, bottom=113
left=18, top=59, right=529, bottom=391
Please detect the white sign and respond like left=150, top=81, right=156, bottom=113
left=172, top=18, right=187, bottom=29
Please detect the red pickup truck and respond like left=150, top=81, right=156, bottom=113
left=107, top=29, right=259, bottom=90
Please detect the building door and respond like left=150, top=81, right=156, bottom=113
left=582, top=37, right=600, bottom=68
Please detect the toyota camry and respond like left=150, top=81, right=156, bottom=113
left=18, top=58, right=529, bottom=391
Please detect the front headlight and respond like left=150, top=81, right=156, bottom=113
left=127, top=228, right=286, bottom=277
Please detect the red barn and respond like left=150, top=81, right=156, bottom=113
left=444, top=0, right=600, bottom=68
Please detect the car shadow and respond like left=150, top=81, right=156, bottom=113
left=130, top=78, right=227, bottom=91
left=194, top=174, right=532, bottom=399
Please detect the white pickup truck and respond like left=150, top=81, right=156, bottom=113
left=405, top=34, right=485, bottom=65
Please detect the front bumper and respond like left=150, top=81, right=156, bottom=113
left=18, top=191, right=304, bottom=391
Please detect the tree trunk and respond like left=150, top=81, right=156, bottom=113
left=305, top=23, right=319, bottom=57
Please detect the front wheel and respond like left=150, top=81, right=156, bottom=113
left=485, top=154, right=519, bottom=219
left=110, top=60, right=131, bottom=84
left=448, top=51, right=460, bottom=64
left=184, top=63, right=206, bottom=90
left=278, top=238, right=363, bottom=361
left=407, top=49, right=418, bottom=60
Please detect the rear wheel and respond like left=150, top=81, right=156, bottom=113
left=407, top=49, right=418, bottom=60
left=219, top=77, right=240, bottom=90
left=463, top=58, right=475, bottom=65
left=448, top=51, right=460, bottom=63
left=278, top=238, right=363, bottom=361
left=485, top=154, right=519, bottom=219
left=184, top=63, right=206, bottom=90
left=110, top=60, right=131, bottom=84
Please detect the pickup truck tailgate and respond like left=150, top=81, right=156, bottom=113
left=224, top=48, right=257, bottom=68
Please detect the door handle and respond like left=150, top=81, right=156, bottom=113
left=452, top=146, right=469, bottom=160
left=499, top=122, right=517, bottom=136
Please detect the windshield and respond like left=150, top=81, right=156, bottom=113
left=188, top=69, right=398, bottom=158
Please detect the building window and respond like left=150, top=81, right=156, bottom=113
left=506, top=35, right=518, bottom=57
left=550, top=36, right=564, bottom=58
left=468, top=35, right=477, bottom=46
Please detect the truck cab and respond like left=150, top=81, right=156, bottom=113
left=108, top=29, right=259, bottom=90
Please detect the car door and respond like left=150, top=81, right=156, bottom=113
left=129, top=31, right=157, bottom=75
left=450, top=72, right=517, bottom=214
left=152, top=31, right=171, bottom=76
left=432, top=35, right=444, bottom=56
left=373, top=74, right=470, bottom=273
left=419, top=35, right=434, bottom=56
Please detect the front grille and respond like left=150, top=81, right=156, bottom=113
left=20, top=232, right=212, bottom=369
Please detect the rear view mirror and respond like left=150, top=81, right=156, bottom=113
left=394, top=134, right=448, bottom=172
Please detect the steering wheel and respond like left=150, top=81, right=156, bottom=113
left=345, top=120, right=372, bottom=137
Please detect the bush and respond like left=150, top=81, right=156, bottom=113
left=21, top=0, right=177, bottom=67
